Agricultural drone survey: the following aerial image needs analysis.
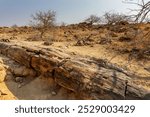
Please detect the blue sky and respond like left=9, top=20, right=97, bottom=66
left=0, top=0, right=143, bottom=26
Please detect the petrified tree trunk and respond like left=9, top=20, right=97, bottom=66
left=0, top=42, right=150, bottom=99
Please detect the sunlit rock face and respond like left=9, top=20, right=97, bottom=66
left=0, top=41, right=150, bottom=100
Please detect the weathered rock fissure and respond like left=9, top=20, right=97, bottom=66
left=0, top=42, right=150, bottom=99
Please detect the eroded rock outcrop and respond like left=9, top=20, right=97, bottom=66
left=0, top=42, right=150, bottom=99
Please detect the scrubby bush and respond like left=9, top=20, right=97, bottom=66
left=85, top=15, right=101, bottom=25
left=30, top=10, right=56, bottom=38
left=103, top=12, right=131, bottom=25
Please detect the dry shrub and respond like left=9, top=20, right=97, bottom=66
left=109, top=32, right=118, bottom=37
left=103, top=12, right=131, bottom=25
left=119, top=36, right=132, bottom=42
left=84, top=15, right=101, bottom=25
left=98, top=37, right=111, bottom=45
left=75, top=36, right=95, bottom=46
left=108, top=25, right=128, bottom=33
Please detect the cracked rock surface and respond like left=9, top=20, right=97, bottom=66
left=0, top=53, right=77, bottom=100
left=0, top=41, right=150, bottom=100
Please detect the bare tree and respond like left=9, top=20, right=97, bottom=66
left=103, top=12, right=131, bottom=25
left=30, top=10, right=56, bottom=38
left=85, top=15, right=101, bottom=25
left=123, top=0, right=150, bottom=38
left=123, top=0, right=150, bottom=22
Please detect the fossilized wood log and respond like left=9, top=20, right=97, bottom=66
left=0, top=42, right=150, bottom=99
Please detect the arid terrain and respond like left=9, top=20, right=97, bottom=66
left=0, top=22, right=150, bottom=100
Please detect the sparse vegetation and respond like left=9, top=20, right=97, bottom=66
left=84, top=15, right=101, bottom=25
left=103, top=12, right=131, bottom=25
left=30, top=10, right=56, bottom=38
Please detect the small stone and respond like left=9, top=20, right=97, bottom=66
left=0, top=90, right=7, bottom=96
left=18, top=84, right=22, bottom=88
left=75, top=40, right=84, bottom=46
left=1, top=39, right=10, bottom=42
left=90, top=45, right=94, bottom=47
left=43, top=41, right=53, bottom=46
left=51, top=91, right=57, bottom=96
left=62, top=46, right=68, bottom=49
left=15, top=77, right=24, bottom=83
left=71, top=52, right=76, bottom=55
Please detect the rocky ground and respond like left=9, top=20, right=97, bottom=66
left=0, top=23, right=150, bottom=100
left=0, top=53, right=77, bottom=100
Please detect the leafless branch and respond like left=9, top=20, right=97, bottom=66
left=123, top=0, right=150, bottom=22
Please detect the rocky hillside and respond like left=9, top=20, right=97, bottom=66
left=0, top=23, right=150, bottom=99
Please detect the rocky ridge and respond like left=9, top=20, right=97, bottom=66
left=0, top=41, right=150, bottom=99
